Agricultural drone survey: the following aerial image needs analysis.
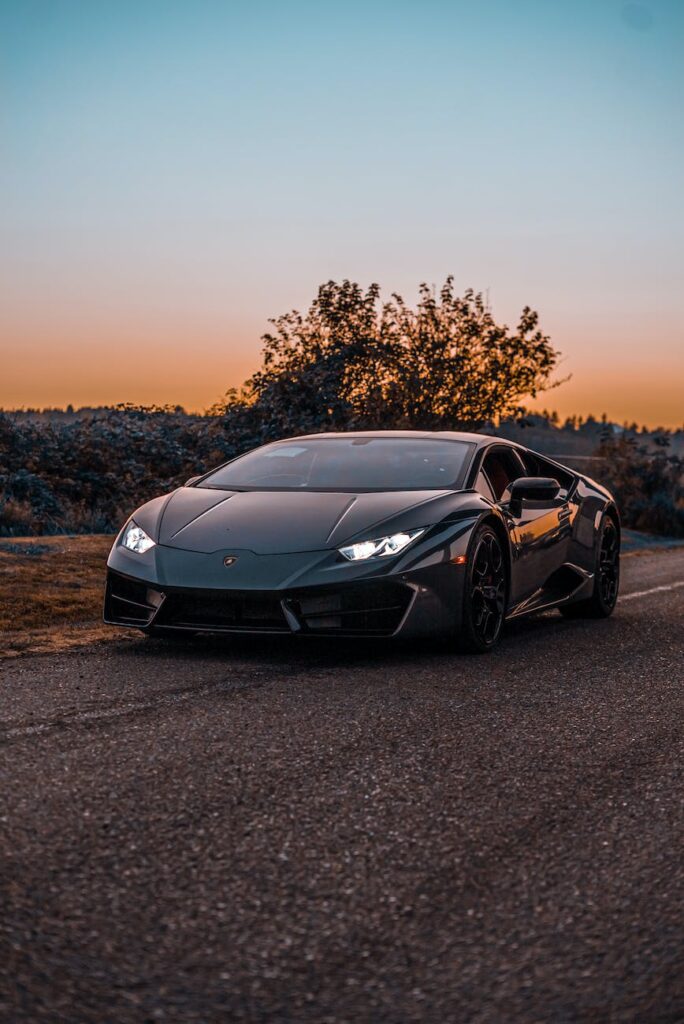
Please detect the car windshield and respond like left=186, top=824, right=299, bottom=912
left=200, top=437, right=475, bottom=492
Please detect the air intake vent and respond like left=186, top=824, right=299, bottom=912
left=287, top=580, right=412, bottom=636
left=157, top=591, right=289, bottom=632
left=104, top=572, right=160, bottom=627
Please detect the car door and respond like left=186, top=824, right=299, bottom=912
left=478, top=445, right=571, bottom=607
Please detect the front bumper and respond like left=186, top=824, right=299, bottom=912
left=104, top=569, right=425, bottom=637
left=104, top=518, right=477, bottom=639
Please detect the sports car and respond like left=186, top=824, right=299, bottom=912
left=104, top=431, right=620, bottom=652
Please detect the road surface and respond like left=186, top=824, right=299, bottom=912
left=1, top=548, right=683, bottom=1023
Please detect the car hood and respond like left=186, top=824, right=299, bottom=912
left=154, top=486, right=453, bottom=554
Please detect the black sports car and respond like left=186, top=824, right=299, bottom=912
left=104, top=431, right=620, bottom=652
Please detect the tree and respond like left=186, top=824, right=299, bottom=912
left=229, top=278, right=561, bottom=437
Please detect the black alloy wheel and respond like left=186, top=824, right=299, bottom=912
left=561, top=514, right=620, bottom=619
left=597, top=517, right=620, bottom=608
left=457, top=526, right=507, bottom=653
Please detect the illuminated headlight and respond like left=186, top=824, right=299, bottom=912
left=121, top=520, right=155, bottom=554
left=339, top=528, right=425, bottom=561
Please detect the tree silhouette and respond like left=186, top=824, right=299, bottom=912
left=234, top=278, right=560, bottom=436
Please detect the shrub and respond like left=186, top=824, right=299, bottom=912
left=595, top=434, right=684, bottom=538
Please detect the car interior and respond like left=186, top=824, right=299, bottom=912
left=477, top=448, right=527, bottom=503
left=475, top=447, right=574, bottom=506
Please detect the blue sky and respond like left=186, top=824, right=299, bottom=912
left=1, top=0, right=682, bottom=424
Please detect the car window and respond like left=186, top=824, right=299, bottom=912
left=521, top=450, right=573, bottom=493
left=481, top=448, right=526, bottom=502
left=201, top=437, right=476, bottom=492
left=475, top=468, right=496, bottom=502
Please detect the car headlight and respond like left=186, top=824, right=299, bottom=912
left=339, top=528, right=425, bottom=562
left=121, top=520, right=155, bottom=554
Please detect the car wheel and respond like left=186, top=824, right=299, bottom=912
left=456, top=525, right=507, bottom=653
left=560, top=514, right=620, bottom=619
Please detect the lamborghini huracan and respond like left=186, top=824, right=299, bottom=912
left=104, top=431, right=620, bottom=652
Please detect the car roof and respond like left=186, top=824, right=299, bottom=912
left=279, top=430, right=520, bottom=450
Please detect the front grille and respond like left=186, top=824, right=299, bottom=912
left=157, top=591, right=289, bottom=632
left=287, top=580, right=413, bottom=636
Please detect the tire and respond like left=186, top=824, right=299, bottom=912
left=455, top=524, right=507, bottom=653
left=560, top=514, right=620, bottom=620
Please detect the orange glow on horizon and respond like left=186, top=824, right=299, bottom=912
left=2, top=325, right=683, bottom=429
left=2, top=296, right=682, bottom=429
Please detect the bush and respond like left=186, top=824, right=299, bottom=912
left=0, top=407, right=241, bottom=536
left=594, top=434, right=684, bottom=537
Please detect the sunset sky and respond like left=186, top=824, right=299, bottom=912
left=1, top=0, right=682, bottom=427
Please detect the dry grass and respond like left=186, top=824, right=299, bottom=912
left=0, top=535, right=138, bottom=658
left=0, top=534, right=112, bottom=631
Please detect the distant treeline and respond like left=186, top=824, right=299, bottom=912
left=1, top=406, right=682, bottom=537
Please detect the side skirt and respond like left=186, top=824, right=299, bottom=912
left=506, top=563, right=594, bottom=621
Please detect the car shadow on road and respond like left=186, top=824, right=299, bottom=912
left=116, top=607, right=617, bottom=673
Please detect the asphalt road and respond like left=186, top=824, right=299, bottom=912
left=1, top=549, right=683, bottom=1023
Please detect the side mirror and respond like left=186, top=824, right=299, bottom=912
left=509, top=476, right=560, bottom=513
left=184, top=475, right=201, bottom=487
